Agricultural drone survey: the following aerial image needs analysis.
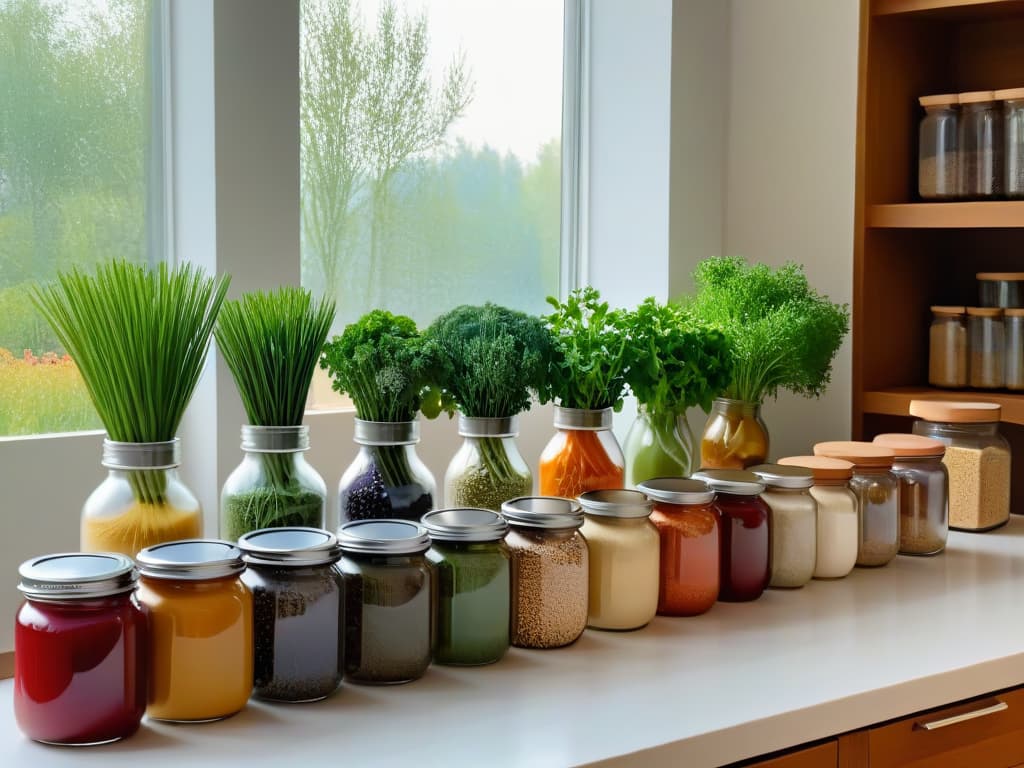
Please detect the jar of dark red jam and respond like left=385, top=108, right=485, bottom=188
left=14, top=552, right=147, bottom=745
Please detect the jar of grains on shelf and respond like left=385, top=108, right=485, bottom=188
left=872, top=434, right=948, bottom=556
left=918, top=93, right=959, bottom=200
left=967, top=307, right=1004, bottom=389
left=958, top=91, right=1003, bottom=198
left=929, top=306, right=967, bottom=388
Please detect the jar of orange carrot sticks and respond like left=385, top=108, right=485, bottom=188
left=538, top=406, right=625, bottom=499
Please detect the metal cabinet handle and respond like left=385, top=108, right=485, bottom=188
left=914, top=699, right=1008, bottom=731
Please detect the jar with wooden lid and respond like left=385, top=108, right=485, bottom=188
left=1005, top=308, right=1024, bottom=390
left=967, top=307, right=1004, bottom=388
left=777, top=456, right=858, bottom=579
left=872, top=434, right=948, bottom=556
left=977, top=272, right=1024, bottom=308
left=958, top=90, right=1002, bottom=198
left=918, top=93, right=958, bottom=199
left=749, top=464, right=817, bottom=589
left=998, top=87, right=1024, bottom=198
left=910, top=400, right=1010, bottom=531
left=929, top=306, right=967, bottom=388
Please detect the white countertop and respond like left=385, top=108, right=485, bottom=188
left=4, top=518, right=1024, bottom=768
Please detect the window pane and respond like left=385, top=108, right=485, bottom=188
left=0, top=0, right=155, bottom=436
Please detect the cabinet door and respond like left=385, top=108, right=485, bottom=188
left=746, top=741, right=837, bottom=768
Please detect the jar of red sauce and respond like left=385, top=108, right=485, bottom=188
left=14, top=552, right=147, bottom=745
left=636, top=477, right=719, bottom=616
left=692, top=469, right=769, bottom=602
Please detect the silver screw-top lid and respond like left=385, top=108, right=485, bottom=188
left=552, top=406, right=613, bottom=431
left=421, top=508, right=509, bottom=542
left=748, top=463, right=814, bottom=490
left=500, top=496, right=584, bottom=530
left=636, top=477, right=715, bottom=506
left=237, top=527, right=341, bottom=566
left=136, top=540, right=245, bottom=581
left=691, top=469, right=766, bottom=496
left=457, top=415, right=519, bottom=438
left=578, top=489, right=653, bottom=519
left=18, top=553, right=138, bottom=600
left=337, top=519, right=431, bottom=555
left=353, top=419, right=419, bottom=446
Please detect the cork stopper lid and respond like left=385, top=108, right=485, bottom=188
left=976, top=272, right=1024, bottom=281
left=931, top=305, right=965, bottom=317
left=1005, top=308, right=1024, bottom=317
left=777, top=455, right=854, bottom=482
left=995, top=87, right=1024, bottom=101
left=909, top=399, right=1001, bottom=423
left=919, top=93, right=958, bottom=107
left=872, top=433, right=945, bottom=458
left=966, top=306, right=1003, bottom=317
left=813, top=441, right=895, bottom=469
left=959, top=90, right=996, bottom=104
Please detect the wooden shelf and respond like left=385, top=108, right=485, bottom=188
left=868, top=202, right=1024, bottom=228
left=863, top=386, right=1024, bottom=425
left=873, top=0, right=1024, bottom=19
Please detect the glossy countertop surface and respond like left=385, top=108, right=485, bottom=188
left=3, top=518, right=1024, bottom=767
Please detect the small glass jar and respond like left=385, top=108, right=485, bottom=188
left=82, top=438, right=202, bottom=557
left=339, top=419, right=436, bottom=524
left=750, top=464, right=817, bottom=589
left=958, top=90, right=1002, bottom=198
left=422, top=508, right=510, bottom=666
left=538, top=406, right=625, bottom=498
left=1005, top=309, right=1024, bottom=390
left=977, top=272, right=1024, bottom=308
left=579, top=490, right=660, bottom=631
left=14, top=553, right=146, bottom=745
left=501, top=496, right=589, bottom=648
left=623, top=406, right=696, bottom=486
left=691, top=470, right=769, bottom=602
left=999, top=87, right=1024, bottom=198
left=221, top=426, right=327, bottom=541
left=813, top=442, right=899, bottom=567
left=238, top=527, right=344, bottom=702
left=918, top=94, right=959, bottom=199
left=911, top=399, right=1011, bottom=531
left=444, top=415, right=532, bottom=511
left=337, top=520, right=434, bottom=684
left=872, top=434, right=948, bottom=556
left=777, top=456, right=858, bottom=580
left=967, top=307, right=1005, bottom=389
left=136, top=540, right=253, bottom=722
left=929, top=306, right=967, bottom=388
left=699, top=397, right=769, bottom=470
left=636, top=477, right=719, bottom=616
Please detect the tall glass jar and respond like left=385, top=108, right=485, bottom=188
left=1005, top=309, right=1024, bottom=390
left=81, top=439, right=202, bottom=557
left=339, top=419, right=436, bottom=524
left=967, top=307, right=1004, bottom=389
left=750, top=464, right=817, bottom=589
left=918, top=94, right=959, bottom=199
left=910, top=400, right=1011, bottom=531
left=872, top=434, right=948, bottom=556
left=999, top=87, right=1024, bottom=198
left=692, top=470, right=769, bottom=602
left=221, top=426, right=327, bottom=542
left=444, top=415, right=532, bottom=511
left=238, top=527, right=344, bottom=702
left=579, top=490, right=660, bottom=631
left=929, top=306, right=967, bottom=388
left=538, top=406, right=624, bottom=498
left=958, top=90, right=1002, bottom=198
left=699, top=398, right=769, bottom=470
left=501, top=497, right=589, bottom=649
left=15, top=553, right=146, bottom=746
left=624, top=406, right=696, bottom=486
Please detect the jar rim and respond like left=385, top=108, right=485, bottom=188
left=238, top=527, right=341, bottom=566
left=552, top=406, right=612, bottom=431
left=240, top=425, right=310, bottom=453
left=578, top=489, right=653, bottom=518
left=353, top=419, right=419, bottom=446
left=749, top=463, right=815, bottom=490
left=457, top=415, right=519, bottom=438
left=501, top=496, right=584, bottom=530
left=102, top=438, right=180, bottom=470
left=691, top=469, right=765, bottom=496
left=636, top=477, right=715, bottom=505
left=421, top=508, right=509, bottom=542
left=18, top=552, right=137, bottom=600
left=337, top=519, right=431, bottom=554
left=136, top=539, right=245, bottom=580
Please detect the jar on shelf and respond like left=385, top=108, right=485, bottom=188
left=237, top=527, right=344, bottom=702
left=998, top=87, right=1024, bottom=198
left=958, top=90, right=1002, bottom=198
left=339, top=419, right=436, bottom=524
left=967, top=307, right=1005, bottom=389
left=135, top=540, right=252, bottom=722
left=977, top=272, right=1024, bottom=308
left=221, top=425, right=327, bottom=542
left=928, top=306, right=967, bottom=388
left=691, top=469, right=769, bottom=602
left=910, top=399, right=1010, bottom=531
left=918, top=93, right=959, bottom=199
left=636, top=477, right=720, bottom=616
left=872, top=434, right=948, bottom=556
left=538, top=406, right=624, bottom=499
left=1005, top=309, right=1024, bottom=390
left=444, top=415, right=532, bottom=512
left=699, top=397, right=770, bottom=469
left=578, top=489, right=660, bottom=631
left=14, top=553, right=146, bottom=745
left=422, top=508, right=510, bottom=667
left=777, top=456, right=858, bottom=580
left=749, top=464, right=817, bottom=589
left=813, top=442, right=899, bottom=568
left=337, top=520, right=434, bottom=684
left=501, top=496, right=589, bottom=649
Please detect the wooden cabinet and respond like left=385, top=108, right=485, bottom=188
left=743, top=742, right=838, bottom=768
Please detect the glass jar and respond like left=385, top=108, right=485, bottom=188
left=339, top=419, right=436, bottom=523
left=337, top=520, right=434, bottom=684
left=750, top=464, right=817, bottom=589
left=422, top=508, right=510, bottom=666
left=910, top=399, right=1011, bottom=531
left=81, top=438, right=202, bottom=557
left=872, top=434, right=948, bottom=556
left=623, top=406, right=696, bottom=486
left=14, top=553, right=146, bottom=745
left=813, top=442, right=899, bottom=567
left=777, top=456, right=858, bottom=580
left=636, top=477, right=719, bottom=616
left=221, top=426, right=327, bottom=542
left=444, top=415, right=532, bottom=511
left=1006, top=309, right=1024, bottom=390
left=238, top=527, right=344, bottom=702
left=691, top=470, right=769, bottom=602
left=501, top=497, right=589, bottom=648
left=579, top=490, right=660, bottom=631
left=699, top=397, right=769, bottom=470
left=977, top=272, right=1024, bottom=308
left=999, top=87, right=1024, bottom=198
left=918, top=94, right=959, bottom=199
left=958, top=90, right=1002, bottom=198
left=929, top=306, right=967, bottom=388
left=538, top=407, right=624, bottom=498
left=136, top=540, right=253, bottom=721
left=967, top=307, right=1004, bottom=389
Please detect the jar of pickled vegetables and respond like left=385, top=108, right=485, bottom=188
left=538, top=406, right=625, bottom=499
left=699, top=398, right=769, bottom=470
left=873, top=434, right=948, bottom=556
left=750, top=464, right=817, bottom=589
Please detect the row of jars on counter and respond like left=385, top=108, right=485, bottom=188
left=929, top=304, right=1024, bottom=390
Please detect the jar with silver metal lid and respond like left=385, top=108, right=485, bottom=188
left=750, top=464, right=817, bottom=589
left=501, top=496, right=589, bottom=648
left=135, top=540, right=252, bottom=722
left=238, top=527, right=344, bottom=701
left=444, top=415, right=532, bottom=511
left=538, top=406, right=625, bottom=499
left=14, top=553, right=147, bottom=745
left=337, top=519, right=434, bottom=684
left=423, top=508, right=510, bottom=666
left=578, top=490, right=659, bottom=631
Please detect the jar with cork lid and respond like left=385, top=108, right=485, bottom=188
left=1005, top=308, right=1024, bottom=390
left=918, top=93, right=958, bottom=199
left=929, top=306, right=967, bottom=388
left=872, top=434, right=948, bottom=556
left=998, top=87, right=1024, bottom=198
left=958, top=90, right=1002, bottom=198
left=967, top=307, right=1004, bottom=388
